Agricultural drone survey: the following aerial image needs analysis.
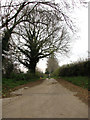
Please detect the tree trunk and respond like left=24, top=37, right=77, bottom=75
left=2, top=28, right=13, bottom=54
left=29, top=60, right=37, bottom=74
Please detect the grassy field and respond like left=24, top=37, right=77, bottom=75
left=61, top=76, right=88, bottom=89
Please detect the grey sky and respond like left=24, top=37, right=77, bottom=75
left=37, top=3, right=88, bottom=73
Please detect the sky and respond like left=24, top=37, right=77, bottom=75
left=37, top=2, right=88, bottom=73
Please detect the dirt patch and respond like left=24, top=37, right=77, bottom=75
left=56, top=78, right=88, bottom=105
left=2, top=79, right=45, bottom=98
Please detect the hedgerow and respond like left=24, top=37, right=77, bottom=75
left=58, top=60, right=90, bottom=77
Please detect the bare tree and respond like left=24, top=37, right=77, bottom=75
left=1, top=0, right=62, bottom=54
left=1, top=0, right=87, bottom=54
left=1, top=0, right=87, bottom=73
left=13, top=6, right=71, bottom=73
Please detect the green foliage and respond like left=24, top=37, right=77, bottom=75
left=3, top=70, right=45, bottom=87
left=7, top=72, right=42, bottom=82
left=2, top=71, right=45, bottom=97
left=51, top=68, right=60, bottom=77
left=58, top=60, right=90, bottom=77
left=2, top=78, right=28, bottom=89
left=35, top=71, right=44, bottom=78
left=52, top=60, right=89, bottom=89
left=45, top=68, right=49, bottom=74
left=2, top=77, right=30, bottom=97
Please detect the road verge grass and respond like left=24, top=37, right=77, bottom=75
left=2, top=73, right=45, bottom=98
left=61, top=76, right=88, bottom=89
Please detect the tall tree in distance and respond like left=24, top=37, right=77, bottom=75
left=46, top=54, right=59, bottom=74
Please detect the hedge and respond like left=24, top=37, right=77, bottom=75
left=59, top=60, right=90, bottom=77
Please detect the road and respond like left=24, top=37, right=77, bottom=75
left=2, top=78, right=88, bottom=118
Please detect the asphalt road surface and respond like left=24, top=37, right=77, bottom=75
left=2, top=78, right=88, bottom=118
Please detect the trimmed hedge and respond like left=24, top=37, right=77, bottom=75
left=52, top=60, right=89, bottom=90
left=59, top=60, right=90, bottom=77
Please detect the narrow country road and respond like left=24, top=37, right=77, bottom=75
left=2, top=78, right=88, bottom=118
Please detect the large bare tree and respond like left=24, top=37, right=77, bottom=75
left=1, top=0, right=62, bottom=54
left=13, top=6, right=72, bottom=73
left=1, top=0, right=87, bottom=73
left=1, top=0, right=87, bottom=54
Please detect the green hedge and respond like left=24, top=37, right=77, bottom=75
left=9, top=72, right=39, bottom=81
left=59, top=60, right=90, bottom=77
left=3, top=70, right=44, bottom=81
left=52, top=60, right=90, bottom=90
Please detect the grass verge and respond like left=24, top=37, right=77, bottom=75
left=61, top=76, right=88, bottom=89
left=2, top=77, right=44, bottom=98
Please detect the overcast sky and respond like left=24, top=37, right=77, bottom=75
left=37, top=3, right=88, bottom=73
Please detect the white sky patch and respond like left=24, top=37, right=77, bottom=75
left=37, top=6, right=88, bottom=72
left=37, top=58, right=47, bottom=73
left=72, top=7, right=88, bottom=56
